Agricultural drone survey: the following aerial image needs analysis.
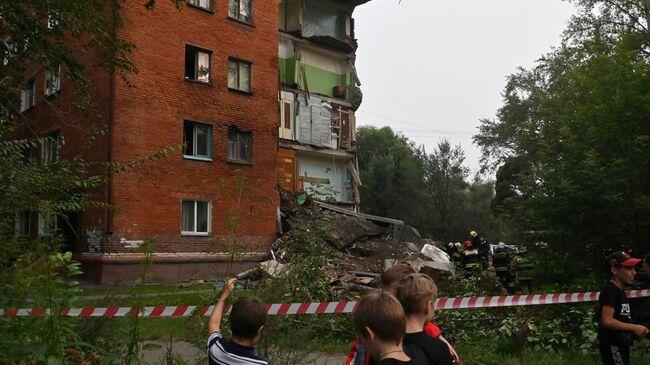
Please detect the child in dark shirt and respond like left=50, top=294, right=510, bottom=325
left=598, top=252, right=649, bottom=365
left=353, top=290, right=416, bottom=365
left=396, top=273, right=453, bottom=365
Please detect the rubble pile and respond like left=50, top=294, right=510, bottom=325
left=241, top=190, right=454, bottom=296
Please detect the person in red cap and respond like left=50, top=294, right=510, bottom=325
left=598, top=251, right=649, bottom=365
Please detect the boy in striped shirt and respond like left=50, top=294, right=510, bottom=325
left=207, top=278, right=268, bottom=365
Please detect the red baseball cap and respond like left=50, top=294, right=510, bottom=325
left=607, top=251, right=641, bottom=267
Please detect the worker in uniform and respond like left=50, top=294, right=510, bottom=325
left=469, top=230, right=489, bottom=269
left=492, top=242, right=515, bottom=293
left=513, top=246, right=533, bottom=293
left=461, top=240, right=481, bottom=278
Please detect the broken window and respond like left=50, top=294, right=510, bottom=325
left=20, top=77, right=36, bottom=112
left=228, top=58, right=251, bottom=92
left=182, top=200, right=210, bottom=235
left=45, top=64, right=62, bottom=96
left=187, top=0, right=213, bottom=11
left=42, top=132, right=60, bottom=165
left=183, top=121, right=212, bottom=160
left=228, top=0, right=252, bottom=23
left=185, top=45, right=211, bottom=83
left=227, top=127, right=252, bottom=163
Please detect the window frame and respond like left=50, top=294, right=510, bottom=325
left=42, top=132, right=60, bottom=165
left=227, top=58, right=252, bottom=93
left=183, top=120, right=213, bottom=161
left=15, top=211, right=30, bottom=237
left=227, top=126, right=253, bottom=164
left=181, top=200, right=211, bottom=236
left=45, top=64, right=62, bottom=96
left=20, top=77, right=36, bottom=112
left=228, top=0, right=253, bottom=24
left=184, top=45, right=212, bottom=84
left=186, top=0, right=214, bottom=12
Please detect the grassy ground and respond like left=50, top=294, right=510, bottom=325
left=70, top=284, right=650, bottom=365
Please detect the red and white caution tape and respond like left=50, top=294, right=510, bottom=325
left=1, top=290, right=649, bottom=318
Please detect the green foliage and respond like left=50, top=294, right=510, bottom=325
left=475, top=2, right=650, bottom=279
left=0, top=238, right=89, bottom=363
left=357, top=126, right=505, bottom=241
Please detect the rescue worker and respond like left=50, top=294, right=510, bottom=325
left=492, top=242, right=515, bottom=293
left=452, top=242, right=463, bottom=268
left=469, top=230, right=489, bottom=269
left=461, top=240, right=481, bottom=278
left=514, top=246, right=534, bottom=293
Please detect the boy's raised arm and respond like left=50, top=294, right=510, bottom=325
left=208, top=278, right=237, bottom=334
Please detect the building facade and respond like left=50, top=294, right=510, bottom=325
left=276, top=0, right=370, bottom=209
left=12, top=0, right=280, bottom=283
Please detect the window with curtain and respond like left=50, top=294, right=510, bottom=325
left=227, top=127, right=252, bottom=163
left=228, top=0, right=252, bottom=23
left=181, top=200, right=210, bottom=234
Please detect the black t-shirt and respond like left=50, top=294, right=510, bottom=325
left=403, top=331, right=453, bottom=365
left=598, top=281, right=634, bottom=346
left=378, top=358, right=416, bottom=365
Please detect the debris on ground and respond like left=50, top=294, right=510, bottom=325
left=238, top=190, right=457, bottom=296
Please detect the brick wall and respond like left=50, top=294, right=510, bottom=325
left=106, top=0, right=280, bottom=254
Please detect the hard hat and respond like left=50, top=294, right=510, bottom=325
left=455, top=242, right=462, bottom=249
left=464, top=240, right=473, bottom=248
left=448, top=242, right=454, bottom=248
left=498, top=242, right=506, bottom=249
left=469, top=231, right=478, bottom=238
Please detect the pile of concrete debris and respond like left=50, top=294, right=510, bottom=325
left=239, top=190, right=455, bottom=295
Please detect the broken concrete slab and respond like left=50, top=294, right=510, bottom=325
left=324, top=215, right=386, bottom=250
left=384, top=259, right=455, bottom=279
left=259, top=260, right=289, bottom=278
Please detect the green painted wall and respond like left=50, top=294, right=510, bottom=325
left=279, top=57, right=351, bottom=98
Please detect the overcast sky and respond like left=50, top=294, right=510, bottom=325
left=353, top=0, right=577, bottom=177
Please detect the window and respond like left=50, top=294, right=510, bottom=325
left=15, top=211, right=30, bottom=236
left=183, top=121, right=212, bottom=160
left=38, top=213, right=57, bottom=236
left=181, top=200, right=210, bottom=235
left=279, top=99, right=293, bottom=140
left=47, top=11, right=60, bottom=29
left=187, top=0, right=213, bottom=11
left=228, top=59, right=251, bottom=92
left=20, top=78, right=36, bottom=112
left=227, top=127, right=252, bottom=163
left=21, top=144, right=33, bottom=165
left=42, top=132, right=60, bottom=164
left=3, top=40, right=14, bottom=66
left=45, top=65, right=62, bottom=96
left=228, top=0, right=252, bottom=23
left=185, top=46, right=211, bottom=83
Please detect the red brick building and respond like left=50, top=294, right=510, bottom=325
left=13, top=0, right=280, bottom=283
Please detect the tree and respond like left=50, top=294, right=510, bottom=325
left=475, top=16, right=650, bottom=280
left=421, top=140, right=469, bottom=241
left=357, top=126, right=430, bottom=231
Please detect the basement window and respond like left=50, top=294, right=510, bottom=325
left=20, top=78, right=36, bottom=112
left=182, top=200, right=210, bottom=235
left=187, top=0, right=213, bottom=11
left=185, top=45, right=211, bottom=83
left=227, top=127, right=252, bottom=163
left=183, top=121, right=212, bottom=160
left=228, top=0, right=252, bottom=24
left=227, top=58, right=251, bottom=92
